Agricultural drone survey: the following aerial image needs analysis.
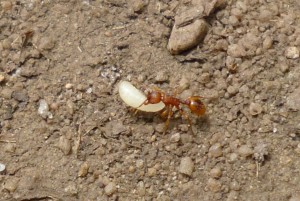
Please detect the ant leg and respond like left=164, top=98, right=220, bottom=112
left=178, top=108, right=195, bottom=135
left=160, top=107, right=169, bottom=119
left=163, top=106, right=173, bottom=134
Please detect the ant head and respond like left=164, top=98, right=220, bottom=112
left=146, top=90, right=162, bottom=104
left=186, top=96, right=206, bottom=116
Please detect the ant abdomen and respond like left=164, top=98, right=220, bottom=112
left=186, top=96, right=206, bottom=116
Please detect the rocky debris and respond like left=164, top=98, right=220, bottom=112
left=178, top=157, right=194, bottom=176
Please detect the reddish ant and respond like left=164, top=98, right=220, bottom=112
left=139, top=88, right=206, bottom=134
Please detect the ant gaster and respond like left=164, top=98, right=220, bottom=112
left=139, top=88, right=206, bottom=134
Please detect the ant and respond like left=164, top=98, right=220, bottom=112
left=139, top=87, right=206, bottom=134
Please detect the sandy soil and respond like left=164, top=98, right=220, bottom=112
left=1, top=0, right=300, bottom=200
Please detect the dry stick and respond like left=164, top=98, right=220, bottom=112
left=0, top=140, right=16, bottom=143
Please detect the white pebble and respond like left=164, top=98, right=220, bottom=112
left=285, top=46, right=299, bottom=59
left=0, top=163, right=6, bottom=173
left=38, top=99, right=53, bottom=119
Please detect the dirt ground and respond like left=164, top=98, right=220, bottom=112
left=1, top=0, right=300, bottom=200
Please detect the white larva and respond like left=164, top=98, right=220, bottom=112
left=118, top=80, right=165, bottom=112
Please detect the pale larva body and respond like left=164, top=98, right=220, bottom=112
left=118, top=81, right=165, bottom=112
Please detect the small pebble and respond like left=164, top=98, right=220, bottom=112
left=0, top=163, right=6, bottom=174
left=178, top=157, right=194, bottom=176
left=132, top=0, right=146, bottom=13
left=279, top=63, right=289, bottom=73
left=155, top=71, right=169, bottom=83
left=168, top=19, right=208, bottom=55
left=207, top=178, right=222, bottom=192
left=78, top=162, right=89, bottom=177
left=227, top=85, right=238, bottom=95
left=2, top=38, right=11, bottom=49
left=230, top=180, right=241, bottom=191
left=170, top=133, right=181, bottom=143
left=65, top=83, right=73, bottom=89
left=4, top=143, right=16, bottom=153
left=199, top=72, right=210, bottom=84
left=1, top=1, right=13, bottom=11
left=210, top=167, right=222, bottom=179
left=147, top=167, right=157, bottom=177
left=128, top=166, right=135, bottom=173
left=227, top=44, right=246, bottom=58
left=249, top=102, right=263, bottom=116
left=137, top=181, right=146, bottom=196
left=285, top=46, right=299, bottom=59
left=12, top=90, right=29, bottom=102
left=155, top=123, right=165, bottom=133
left=3, top=178, right=19, bottom=192
left=209, top=143, right=223, bottom=158
left=64, top=182, right=78, bottom=195
left=38, top=36, right=55, bottom=51
left=0, top=74, right=5, bottom=83
left=228, top=15, right=239, bottom=26
left=262, top=36, right=273, bottom=49
left=104, top=182, right=117, bottom=196
left=136, top=159, right=144, bottom=169
left=58, top=136, right=72, bottom=155
left=228, top=153, right=238, bottom=163
left=1, top=88, right=13, bottom=99
left=237, top=145, right=253, bottom=157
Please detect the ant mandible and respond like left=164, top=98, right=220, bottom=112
left=139, top=88, right=206, bottom=134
